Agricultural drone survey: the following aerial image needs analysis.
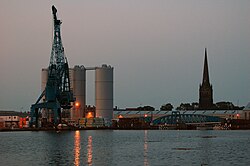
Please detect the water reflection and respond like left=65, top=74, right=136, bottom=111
left=44, top=132, right=72, bottom=165
left=144, top=130, right=149, bottom=166
left=74, top=130, right=81, bottom=166
left=87, top=136, right=93, bottom=166
left=199, top=132, right=211, bottom=165
left=1, top=131, right=250, bottom=165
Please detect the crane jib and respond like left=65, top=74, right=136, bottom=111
left=30, top=6, right=75, bottom=128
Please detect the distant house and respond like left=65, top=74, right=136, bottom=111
left=0, top=111, right=29, bottom=129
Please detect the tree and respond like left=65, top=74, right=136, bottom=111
left=191, top=102, right=199, bottom=110
left=215, top=101, right=244, bottom=110
left=160, top=103, right=173, bottom=111
left=143, top=106, right=155, bottom=111
left=176, top=103, right=193, bottom=110
left=137, top=105, right=155, bottom=111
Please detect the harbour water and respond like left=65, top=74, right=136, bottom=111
left=0, top=130, right=250, bottom=166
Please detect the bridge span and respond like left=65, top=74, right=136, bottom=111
left=152, top=111, right=223, bottom=125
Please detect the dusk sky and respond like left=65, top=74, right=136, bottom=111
left=0, top=0, right=250, bottom=111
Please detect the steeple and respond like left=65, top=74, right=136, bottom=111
left=202, top=48, right=210, bottom=85
left=199, top=48, right=213, bottom=109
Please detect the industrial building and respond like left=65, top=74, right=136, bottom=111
left=41, top=64, right=114, bottom=126
left=30, top=6, right=114, bottom=127
left=70, top=66, right=86, bottom=120
left=113, top=109, right=243, bottom=120
left=0, top=111, right=29, bottom=129
left=240, top=102, right=250, bottom=120
left=95, top=65, right=114, bottom=125
left=113, top=108, right=250, bottom=129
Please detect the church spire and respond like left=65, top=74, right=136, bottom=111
left=202, top=48, right=210, bottom=85
left=199, top=48, right=213, bottom=109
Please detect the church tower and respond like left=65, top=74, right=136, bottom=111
left=199, top=48, right=213, bottom=109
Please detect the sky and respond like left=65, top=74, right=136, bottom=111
left=0, top=0, right=250, bottom=111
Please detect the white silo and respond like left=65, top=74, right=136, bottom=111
left=41, top=68, right=48, bottom=93
left=71, top=65, right=86, bottom=120
left=95, top=64, right=114, bottom=123
left=41, top=68, right=48, bottom=119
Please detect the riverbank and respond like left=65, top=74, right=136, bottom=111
left=0, top=126, right=159, bottom=132
left=1, top=126, right=250, bottom=132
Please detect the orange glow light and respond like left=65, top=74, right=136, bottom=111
left=86, top=112, right=94, bottom=118
left=118, top=115, right=123, bottom=118
left=144, top=114, right=148, bottom=117
left=75, top=102, right=80, bottom=108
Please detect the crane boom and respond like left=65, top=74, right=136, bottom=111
left=30, top=6, right=75, bottom=127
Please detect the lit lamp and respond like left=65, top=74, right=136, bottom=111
left=75, top=102, right=80, bottom=108
left=236, top=113, right=240, bottom=119
left=75, top=102, right=80, bottom=121
left=87, top=112, right=94, bottom=118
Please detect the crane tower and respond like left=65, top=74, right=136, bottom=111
left=30, top=6, right=74, bottom=127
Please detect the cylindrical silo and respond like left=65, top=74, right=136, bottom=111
left=71, top=65, right=86, bottom=120
left=41, top=68, right=48, bottom=93
left=41, top=68, right=48, bottom=119
left=95, top=64, right=114, bottom=123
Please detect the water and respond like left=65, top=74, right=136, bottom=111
left=0, top=130, right=250, bottom=166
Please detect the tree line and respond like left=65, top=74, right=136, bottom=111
left=133, top=102, right=244, bottom=111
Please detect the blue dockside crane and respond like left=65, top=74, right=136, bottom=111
left=30, top=6, right=75, bottom=127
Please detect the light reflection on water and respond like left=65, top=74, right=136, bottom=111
left=74, top=130, right=80, bottom=166
left=144, top=130, right=149, bottom=166
left=87, top=136, right=93, bottom=166
left=1, top=130, right=250, bottom=165
left=74, top=131, right=93, bottom=166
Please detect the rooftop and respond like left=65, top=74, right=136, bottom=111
left=0, top=110, right=29, bottom=117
